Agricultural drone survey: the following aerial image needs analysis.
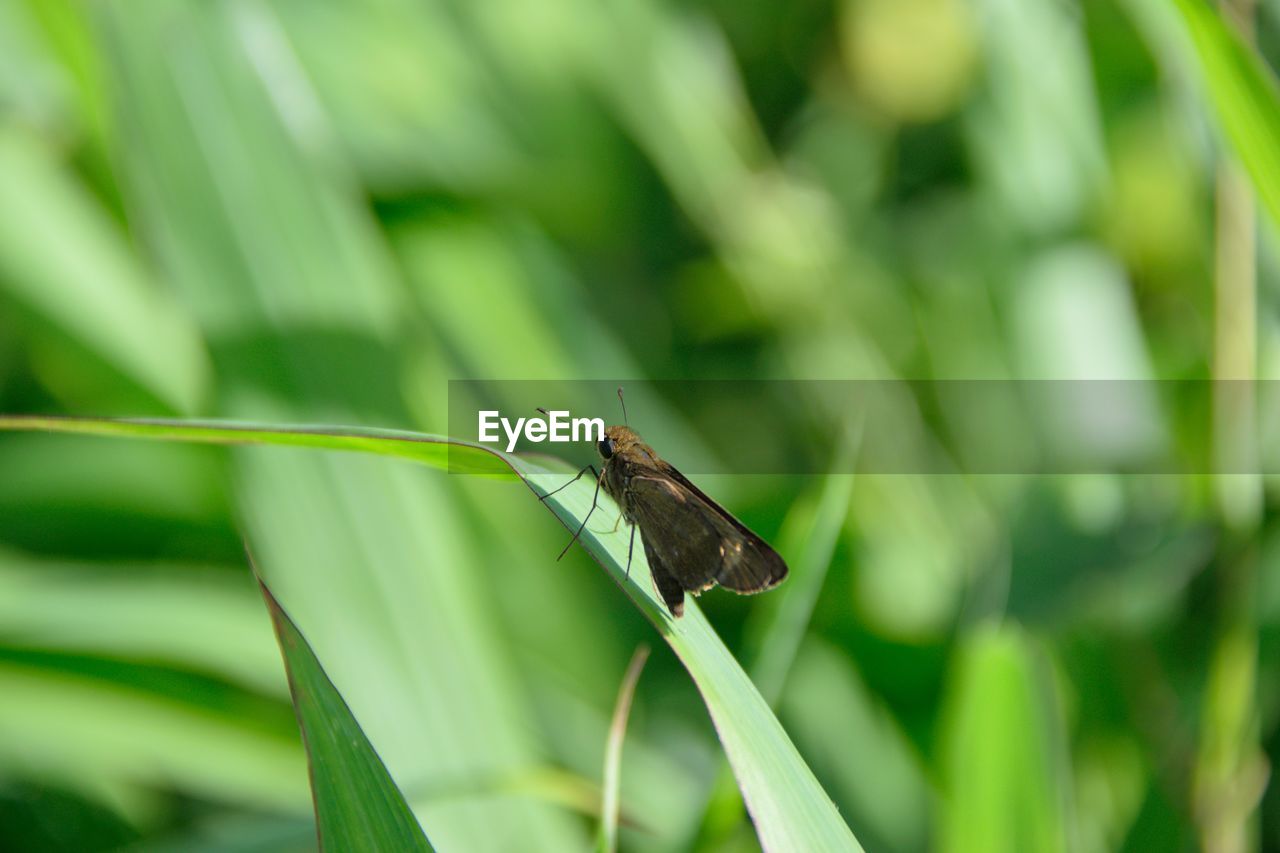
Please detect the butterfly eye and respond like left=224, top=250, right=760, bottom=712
left=598, top=437, right=615, bottom=459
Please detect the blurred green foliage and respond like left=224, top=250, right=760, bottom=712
left=0, top=0, right=1277, bottom=851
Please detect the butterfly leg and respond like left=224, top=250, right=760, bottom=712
left=538, top=464, right=597, bottom=502
left=626, top=524, right=636, bottom=580
left=555, top=465, right=604, bottom=561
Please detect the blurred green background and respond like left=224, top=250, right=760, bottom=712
left=0, top=0, right=1278, bottom=850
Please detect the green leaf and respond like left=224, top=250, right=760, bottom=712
left=939, top=625, right=1068, bottom=853
left=260, top=582, right=434, bottom=852
left=1168, top=0, right=1280, bottom=231
left=0, top=415, right=863, bottom=852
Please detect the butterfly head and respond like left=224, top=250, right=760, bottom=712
left=598, top=425, right=644, bottom=462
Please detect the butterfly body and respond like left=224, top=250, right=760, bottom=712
left=597, top=425, right=788, bottom=617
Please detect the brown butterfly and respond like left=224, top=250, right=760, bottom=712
left=541, top=391, right=788, bottom=617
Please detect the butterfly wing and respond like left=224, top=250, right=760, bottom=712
left=653, top=465, right=788, bottom=593
left=641, top=534, right=691, bottom=617
left=627, top=466, right=788, bottom=609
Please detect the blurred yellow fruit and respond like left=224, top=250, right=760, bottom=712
left=841, top=0, right=979, bottom=122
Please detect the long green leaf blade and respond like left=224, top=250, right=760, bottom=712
left=261, top=582, right=434, bottom=852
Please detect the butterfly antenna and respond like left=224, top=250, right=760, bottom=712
left=617, top=386, right=628, bottom=426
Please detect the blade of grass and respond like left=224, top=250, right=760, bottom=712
left=939, top=625, right=1068, bottom=853
left=1156, top=5, right=1271, bottom=847
left=0, top=415, right=864, bottom=852
left=599, top=644, right=649, bottom=853
left=0, top=415, right=512, bottom=476
left=1166, top=0, right=1280, bottom=232
left=525, top=667, right=712, bottom=849
left=259, top=580, right=434, bottom=852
